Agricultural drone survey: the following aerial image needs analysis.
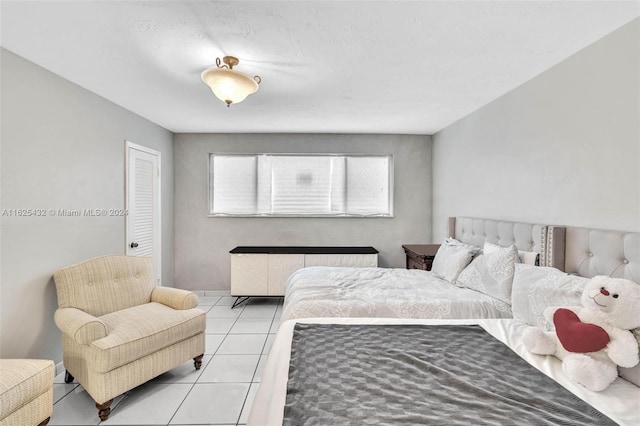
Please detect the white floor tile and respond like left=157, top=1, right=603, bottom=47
left=54, top=371, right=64, bottom=384
left=50, top=386, right=124, bottom=425
left=102, top=383, right=192, bottom=425
left=217, top=334, right=267, bottom=355
left=205, top=334, right=226, bottom=354
left=198, top=355, right=260, bottom=383
left=53, top=383, right=78, bottom=404
left=151, top=356, right=211, bottom=384
left=238, top=383, right=260, bottom=425
left=197, top=296, right=221, bottom=306
left=252, top=355, right=268, bottom=383
left=269, top=320, right=281, bottom=334
left=240, top=303, right=277, bottom=318
left=206, top=317, right=237, bottom=334
left=230, top=317, right=272, bottom=334
left=262, top=334, right=276, bottom=354
left=274, top=305, right=283, bottom=320
left=207, top=305, right=244, bottom=318
left=197, top=304, right=213, bottom=313
left=169, top=383, right=250, bottom=425
left=215, top=296, right=238, bottom=306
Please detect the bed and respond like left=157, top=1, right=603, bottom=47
left=282, top=217, right=566, bottom=321
left=248, top=225, right=640, bottom=426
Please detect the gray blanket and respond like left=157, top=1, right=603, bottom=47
left=284, top=324, right=616, bottom=426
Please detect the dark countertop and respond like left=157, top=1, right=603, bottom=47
left=230, top=246, right=379, bottom=254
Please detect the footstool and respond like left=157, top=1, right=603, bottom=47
left=0, top=359, right=55, bottom=426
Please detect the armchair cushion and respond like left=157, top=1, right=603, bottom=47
left=54, top=308, right=107, bottom=345
left=90, top=302, right=205, bottom=373
left=151, top=287, right=198, bottom=310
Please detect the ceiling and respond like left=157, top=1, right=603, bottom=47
left=1, top=1, right=638, bottom=135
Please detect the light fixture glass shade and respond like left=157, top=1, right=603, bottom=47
left=201, top=67, right=259, bottom=107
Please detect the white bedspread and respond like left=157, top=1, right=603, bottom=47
left=282, top=267, right=512, bottom=321
left=248, top=318, right=640, bottom=426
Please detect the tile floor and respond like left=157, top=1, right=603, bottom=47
left=50, top=296, right=283, bottom=426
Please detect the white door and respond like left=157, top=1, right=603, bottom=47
left=126, top=141, right=161, bottom=284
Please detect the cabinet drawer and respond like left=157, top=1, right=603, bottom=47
left=304, top=254, right=377, bottom=267
left=230, top=253, right=268, bottom=296
left=267, top=254, right=305, bottom=295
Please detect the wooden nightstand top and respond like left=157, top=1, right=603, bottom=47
left=402, top=244, right=440, bottom=257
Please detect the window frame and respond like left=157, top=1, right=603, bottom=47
left=208, top=152, right=394, bottom=218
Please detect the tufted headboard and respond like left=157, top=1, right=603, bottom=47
left=559, top=226, right=640, bottom=283
left=447, top=217, right=566, bottom=269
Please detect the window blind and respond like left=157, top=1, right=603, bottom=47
left=210, top=153, right=393, bottom=217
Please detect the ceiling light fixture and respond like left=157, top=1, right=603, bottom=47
left=201, top=56, right=261, bottom=107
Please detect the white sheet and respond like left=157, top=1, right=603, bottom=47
left=283, top=267, right=512, bottom=321
left=248, top=318, right=640, bottom=426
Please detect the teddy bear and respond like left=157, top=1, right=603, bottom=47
left=522, top=275, right=640, bottom=391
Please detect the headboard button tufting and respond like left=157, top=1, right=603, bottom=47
left=623, top=259, right=629, bottom=264
left=588, top=252, right=593, bottom=257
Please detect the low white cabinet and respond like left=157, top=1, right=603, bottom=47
left=230, top=246, right=378, bottom=297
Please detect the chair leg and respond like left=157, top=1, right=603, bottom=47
left=96, top=399, right=113, bottom=421
left=37, top=417, right=51, bottom=426
left=64, top=370, right=74, bottom=383
left=194, top=354, right=204, bottom=370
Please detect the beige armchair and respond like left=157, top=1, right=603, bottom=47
left=53, top=255, right=205, bottom=421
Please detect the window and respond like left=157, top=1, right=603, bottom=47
left=209, top=154, right=393, bottom=217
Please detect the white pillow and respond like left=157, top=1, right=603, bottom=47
left=482, top=241, right=503, bottom=255
left=431, top=238, right=481, bottom=284
left=511, top=264, right=588, bottom=329
left=457, top=242, right=518, bottom=304
left=485, top=242, right=539, bottom=266
left=517, top=250, right=540, bottom=266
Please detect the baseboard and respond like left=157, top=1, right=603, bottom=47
left=204, top=290, right=230, bottom=297
left=55, top=361, right=65, bottom=377
left=190, top=290, right=230, bottom=297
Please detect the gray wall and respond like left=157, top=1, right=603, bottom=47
left=174, top=133, right=432, bottom=291
left=0, top=48, right=174, bottom=361
left=432, top=19, right=640, bottom=241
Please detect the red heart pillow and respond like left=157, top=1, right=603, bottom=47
left=553, top=308, right=610, bottom=353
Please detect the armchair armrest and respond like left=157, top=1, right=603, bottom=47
left=151, top=287, right=198, bottom=310
left=54, top=307, right=107, bottom=345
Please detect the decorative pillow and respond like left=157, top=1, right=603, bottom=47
left=517, top=250, right=540, bottom=266
left=457, top=242, right=518, bottom=304
left=431, top=238, right=481, bottom=284
left=619, top=328, right=640, bottom=387
left=511, top=264, right=588, bottom=329
left=482, top=241, right=503, bottom=255
left=485, top=242, right=539, bottom=266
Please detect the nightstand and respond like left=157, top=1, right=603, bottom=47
left=402, top=244, right=440, bottom=271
